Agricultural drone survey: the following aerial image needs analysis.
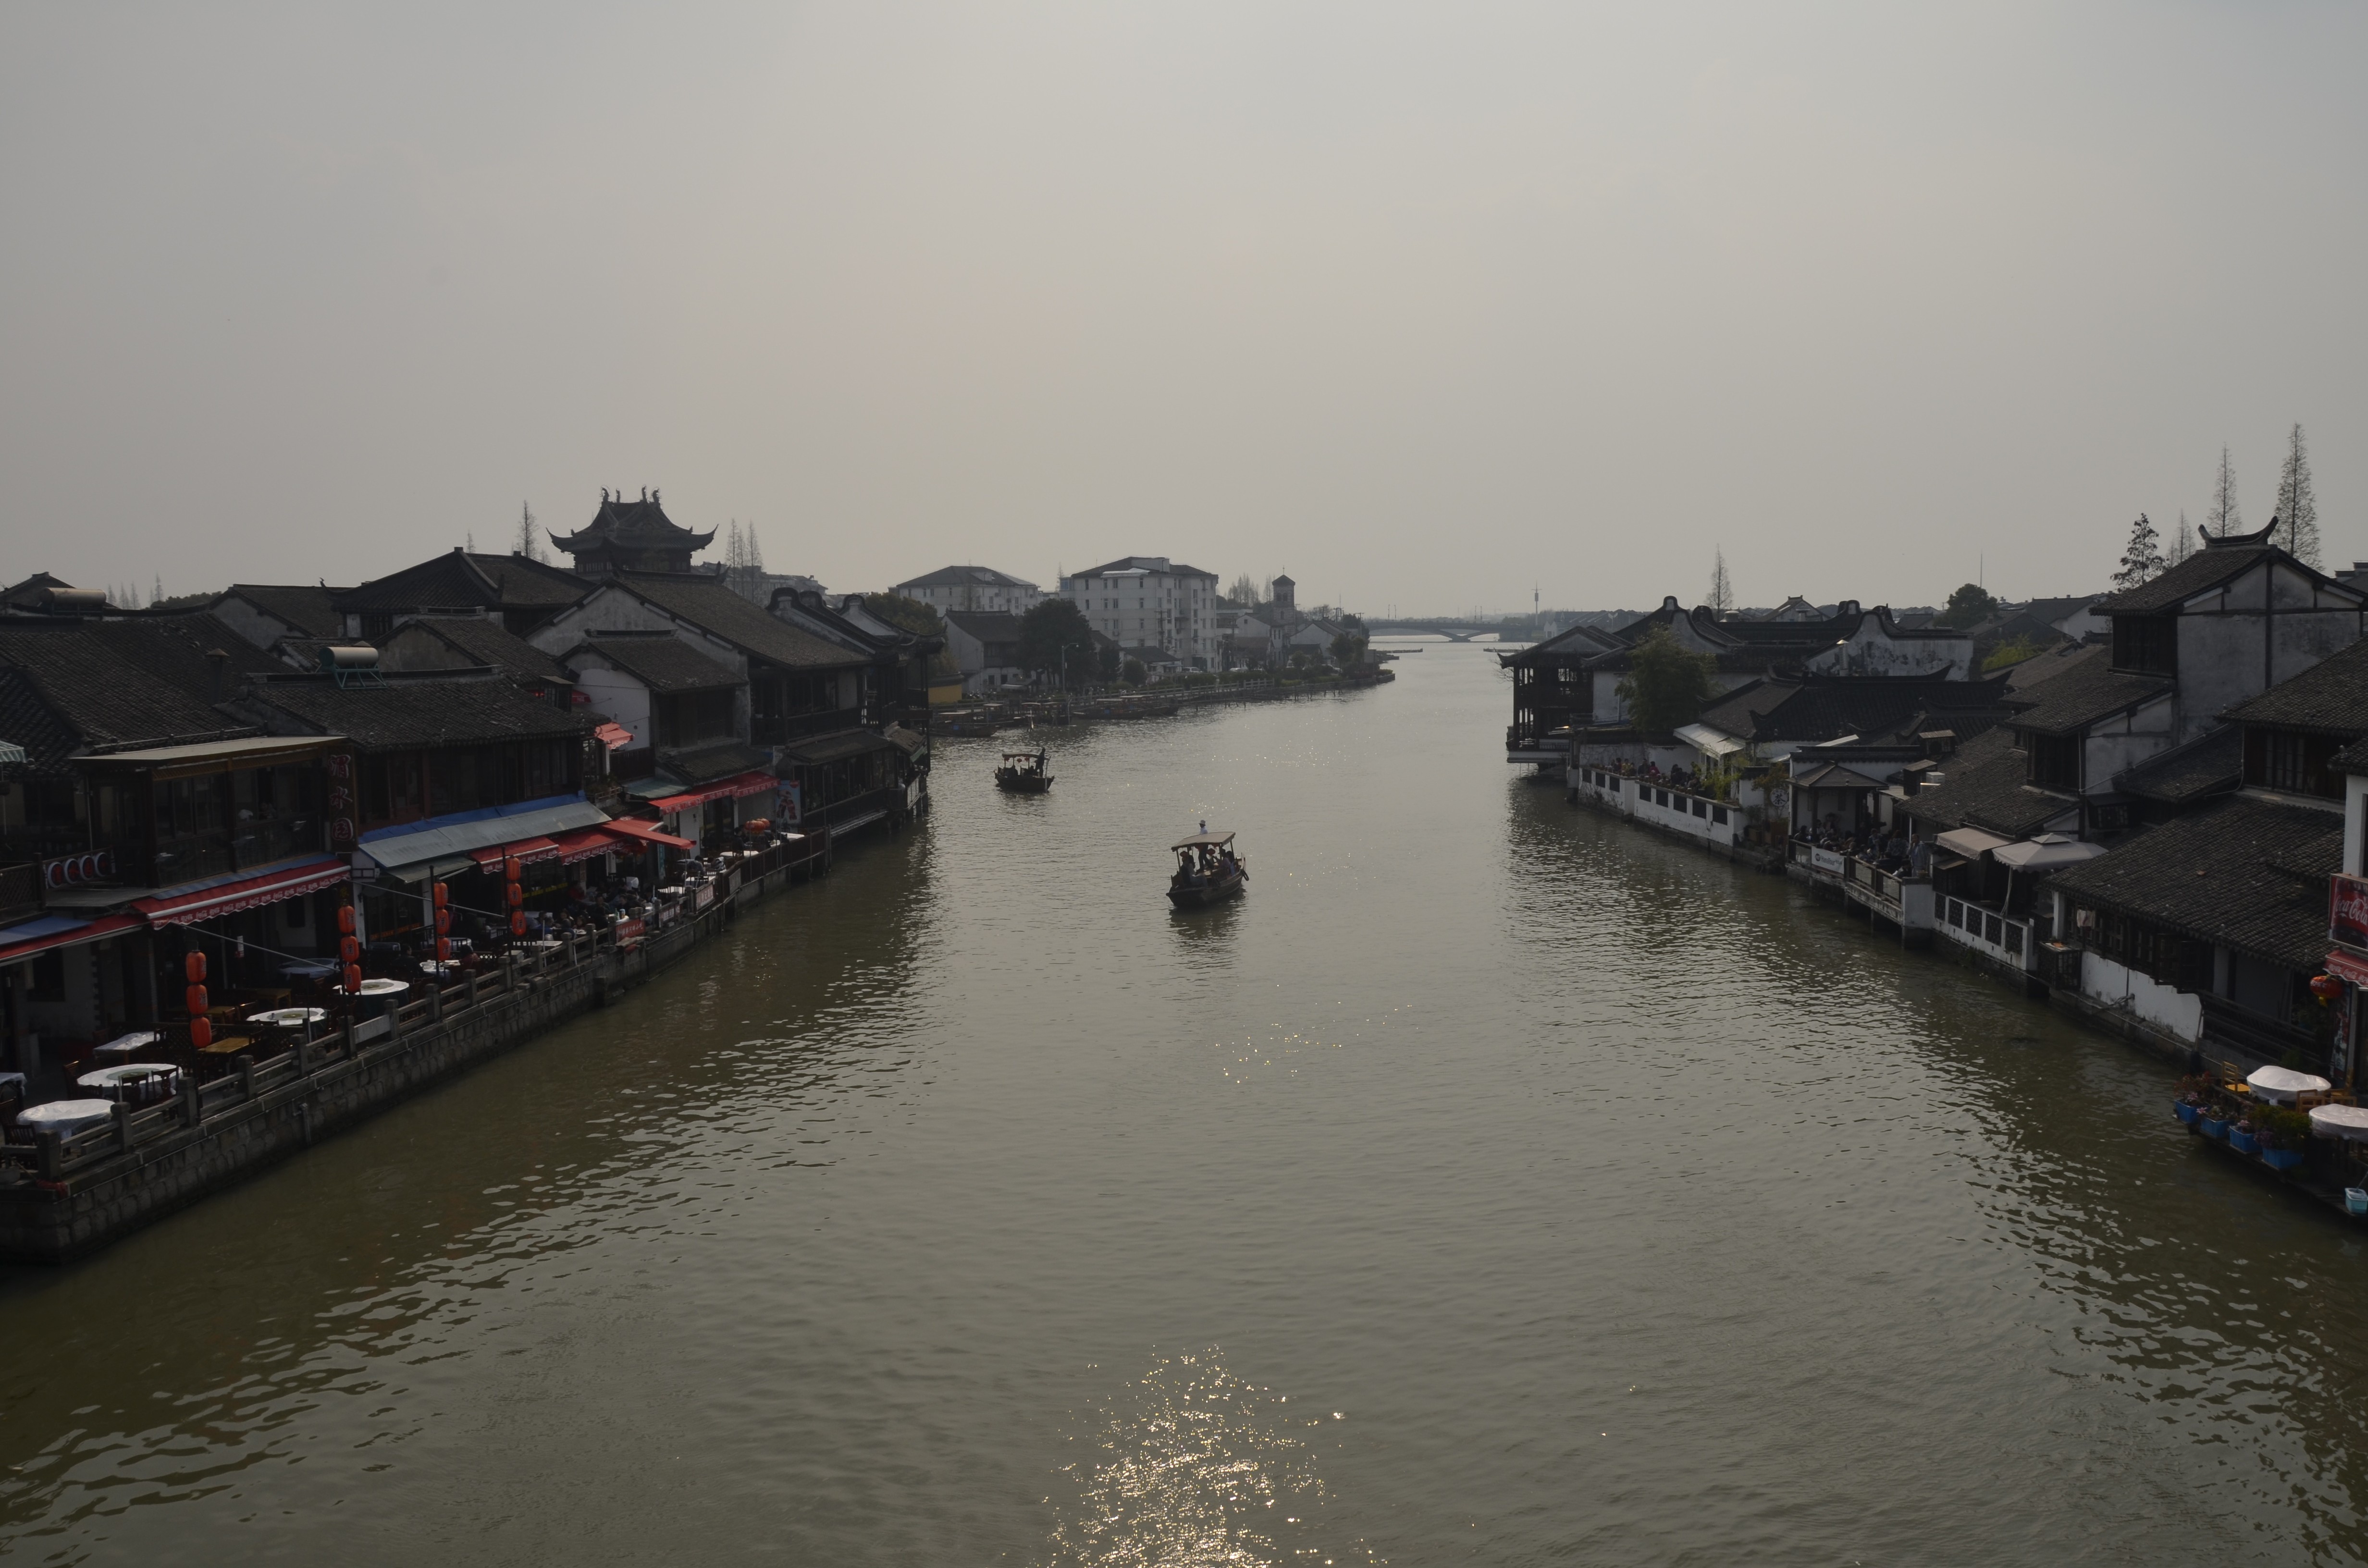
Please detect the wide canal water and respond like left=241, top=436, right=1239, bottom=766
left=6, top=645, right=2368, bottom=1565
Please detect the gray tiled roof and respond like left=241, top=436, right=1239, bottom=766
left=0, top=616, right=279, bottom=767
left=896, top=564, right=1037, bottom=590
left=1900, top=727, right=2072, bottom=840
left=611, top=574, right=866, bottom=671
left=658, top=741, right=772, bottom=785
left=2116, top=723, right=2243, bottom=806
left=400, top=617, right=573, bottom=683
left=232, top=673, right=593, bottom=751
left=222, top=584, right=346, bottom=639
left=567, top=634, right=740, bottom=692
left=2046, top=796, right=2343, bottom=968
left=2002, top=644, right=2170, bottom=735
left=2219, top=635, right=2368, bottom=733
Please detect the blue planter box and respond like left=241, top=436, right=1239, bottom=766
left=2200, top=1118, right=2228, bottom=1139
left=2230, top=1131, right=2260, bottom=1154
left=2175, top=1102, right=2200, bottom=1125
left=2263, top=1148, right=2305, bottom=1171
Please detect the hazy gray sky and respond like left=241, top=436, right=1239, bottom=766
left=3, top=3, right=2363, bottom=614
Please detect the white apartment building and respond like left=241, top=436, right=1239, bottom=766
left=1060, top=556, right=1221, bottom=668
left=891, top=564, right=1044, bottom=616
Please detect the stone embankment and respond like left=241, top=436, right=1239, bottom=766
left=0, top=845, right=831, bottom=1263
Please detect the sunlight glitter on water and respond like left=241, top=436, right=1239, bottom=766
left=1039, top=1352, right=1375, bottom=1568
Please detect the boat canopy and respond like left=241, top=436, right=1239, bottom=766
left=1172, top=831, right=1235, bottom=850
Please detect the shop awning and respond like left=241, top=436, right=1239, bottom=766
left=133, top=856, right=351, bottom=927
left=593, top=722, right=635, bottom=750
left=0, top=740, right=26, bottom=766
left=648, top=771, right=777, bottom=813
left=599, top=817, right=697, bottom=851
left=359, top=798, right=612, bottom=872
left=778, top=730, right=901, bottom=767
left=551, top=825, right=628, bottom=864
left=2327, top=947, right=2368, bottom=988
left=1936, top=827, right=2010, bottom=859
left=468, top=836, right=562, bottom=870
left=1673, top=723, right=1745, bottom=759
left=1992, top=835, right=2109, bottom=871
left=0, top=912, right=139, bottom=965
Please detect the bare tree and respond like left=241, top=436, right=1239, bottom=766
left=2275, top=423, right=2322, bottom=568
left=2112, top=514, right=2162, bottom=589
left=1708, top=548, right=1734, bottom=617
left=1226, top=572, right=1260, bottom=607
left=514, top=502, right=545, bottom=562
left=2206, top=446, right=2243, bottom=537
left=2164, top=508, right=2196, bottom=568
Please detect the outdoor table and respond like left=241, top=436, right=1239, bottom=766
left=18, top=1099, right=119, bottom=1139
left=419, top=960, right=463, bottom=981
left=354, top=978, right=409, bottom=1020
left=197, top=1035, right=254, bottom=1056
left=2309, top=1104, right=2368, bottom=1141
left=75, top=1064, right=181, bottom=1105
left=2247, top=1066, right=2333, bottom=1105
left=247, top=1007, right=327, bottom=1030
left=92, top=1031, right=163, bottom=1066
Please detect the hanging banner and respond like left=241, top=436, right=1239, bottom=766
left=2331, top=873, right=2368, bottom=950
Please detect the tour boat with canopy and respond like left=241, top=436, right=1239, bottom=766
left=995, top=750, right=1054, bottom=793
left=1169, top=825, right=1246, bottom=906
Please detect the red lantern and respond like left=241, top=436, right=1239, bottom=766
left=435, top=908, right=451, bottom=935
left=340, top=935, right=361, bottom=963
left=184, top=951, right=206, bottom=983
left=432, top=882, right=448, bottom=908
left=344, top=963, right=363, bottom=993
left=436, top=937, right=452, bottom=962
left=185, top=984, right=208, bottom=1016
left=504, top=857, right=522, bottom=883
left=189, top=1016, right=212, bottom=1051
left=510, top=912, right=528, bottom=937
left=506, top=883, right=524, bottom=908
left=2312, top=972, right=2346, bottom=1004
left=337, top=904, right=356, bottom=935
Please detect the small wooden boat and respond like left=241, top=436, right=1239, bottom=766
left=995, top=750, right=1054, bottom=794
left=1168, top=828, right=1246, bottom=906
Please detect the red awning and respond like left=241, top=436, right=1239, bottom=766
left=599, top=817, right=697, bottom=851
left=469, top=836, right=562, bottom=870
left=0, top=913, right=141, bottom=965
left=649, top=770, right=778, bottom=813
left=594, top=722, right=634, bottom=750
left=551, top=825, right=626, bottom=865
left=2327, top=948, right=2368, bottom=988
left=134, top=857, right=352, bottom=928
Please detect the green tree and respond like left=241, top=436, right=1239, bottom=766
left=1017, top=599, right=1098, bottom=688
left=1121, top=656, right=1147, bottom=686
left=2112, top=514, right=2161, bottom=590
left=862, top=593, right=943, bottom=638
left=863, top=594, right=958, bottom=681
left=1982, top=635, right=2046, bottom=672
left=1938, top=583, right=1997, bottom=628
left=1329, top=629, right=1369, bottom=667
left=1615, top=625, right=1717, bottom=734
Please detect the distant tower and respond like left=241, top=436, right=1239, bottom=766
left=547, top=490, right=716, bottom=576
left=1272, top=573, right=1296, bottom=613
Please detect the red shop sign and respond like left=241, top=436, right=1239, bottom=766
left=2331, top=872, right=2368, bottom=950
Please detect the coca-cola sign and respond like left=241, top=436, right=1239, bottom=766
left=2331, top=873, right=2368, bottom=951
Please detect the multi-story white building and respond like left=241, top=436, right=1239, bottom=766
left=891, top=564, right=1043, bottom=616
left=1060, top=556, right=1221, bottom=668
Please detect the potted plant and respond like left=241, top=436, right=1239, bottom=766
left=2229, top=1116, right=2260, bottom=1155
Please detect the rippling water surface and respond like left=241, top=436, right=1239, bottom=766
left=6, top=646, right=2368, bottom=1564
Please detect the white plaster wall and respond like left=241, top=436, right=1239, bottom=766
left=527, top=591, right=751, bottom=679
left=2082, top=693, right=2176, bottom=791
left=2348, top=773, right=2368, bottom=877
left=2081, top=950, right=2204, bottom=1042
left=571, top=667, right=652, bottom=747
left=1804, top=625, right=1971, bottom=679
left=211, top=596, right=292, bottom=654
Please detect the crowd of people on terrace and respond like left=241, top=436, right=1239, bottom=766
left=1601, top=758, right=1717, bottom=797
left=1791, top=815, right=1932, bottom=876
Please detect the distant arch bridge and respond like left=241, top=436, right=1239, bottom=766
left=1366, top=616, right=1548, bottom=643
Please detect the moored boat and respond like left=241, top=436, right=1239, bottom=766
left=995, top=750, right=1054, bottom=793
left=1168, top=827, right=1246, bottom=906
